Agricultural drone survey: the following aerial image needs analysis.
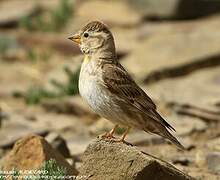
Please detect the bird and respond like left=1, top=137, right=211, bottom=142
left=68, top=21, right=184, bottom=150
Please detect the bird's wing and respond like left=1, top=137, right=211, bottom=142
left=102, top=63, right=175, bottom=131
left=102, top=63, right=156, bottom=110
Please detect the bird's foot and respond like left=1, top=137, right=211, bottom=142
left=99, top=125, right=118, bottom=140
left=110, top=127, right=131, bottom=143
left=100, top=133, right=125, bottom=143
left=109, top=137, right=125, bottom=143
left=99, top=126, right=131, bottom=144
left=100, top=132, right=116, bottom=140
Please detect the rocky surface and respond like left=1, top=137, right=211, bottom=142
left=79, top=138, right=194, bottom=180
left=1, top=135, right=78, bottom=175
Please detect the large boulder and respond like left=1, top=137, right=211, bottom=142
left=79, top=138, right=194, bottom=180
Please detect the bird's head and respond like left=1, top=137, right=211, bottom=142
left=68, top=21, right=115, bottom=55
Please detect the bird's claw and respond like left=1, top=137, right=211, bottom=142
left=100, top=132, right=115, bottom=140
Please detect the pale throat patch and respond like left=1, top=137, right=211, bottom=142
left=83, top=55, right=90, bottom=64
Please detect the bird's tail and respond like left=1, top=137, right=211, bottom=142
left=143, top=109, right=185, bottom=150
left=158, top=128, right=185, bottom=150
left=144, top=125, right=185, bottom=150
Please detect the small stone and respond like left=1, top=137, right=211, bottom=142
left=2, top=134, right=78, bottom=175
left=46, top=132, right=71, bottom=158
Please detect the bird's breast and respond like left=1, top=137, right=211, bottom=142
left=79, top=61, right=109, bottom=113
left=79, top=73, right=111, bottom=115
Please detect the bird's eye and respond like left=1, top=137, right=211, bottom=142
left=84, top=33, right=89, bottom=38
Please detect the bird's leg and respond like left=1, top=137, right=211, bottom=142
left=101, top=124, right=118, bottom=139
left=114, top=127, right=131, bottom=142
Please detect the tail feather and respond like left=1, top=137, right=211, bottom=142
left=159, top=129, right=185, bottom=150
left=149, top=109, right=176, bottom=132
left=143, top=110, right=185, bottom=150
left=144, top=125, right=185, bottom=150
left=156, top=111, right=176, bottom=132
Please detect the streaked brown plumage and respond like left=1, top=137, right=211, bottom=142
left=68, top=21, right=184, bottom=150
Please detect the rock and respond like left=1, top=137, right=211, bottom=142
left=127, top=0, right=220, bottom=20
left=1, top=134, right=78, bottom=175
left=79, top=138, right=194, bottom=180
left=206, top=152, right=220, bottom=175
left=0, top=0, right=40, bottom=27
left=45, top=132, right=71, bottom=158
left=75, top=0, right=141, bottom=27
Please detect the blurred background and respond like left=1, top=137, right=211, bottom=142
left=0, top=0, right=220, bottom=179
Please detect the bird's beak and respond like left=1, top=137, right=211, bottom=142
left=68, top=34, right=81, bottom=44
